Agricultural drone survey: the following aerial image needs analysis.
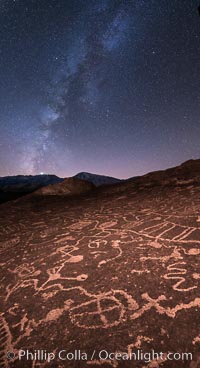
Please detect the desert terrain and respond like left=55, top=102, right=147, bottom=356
left=0, top=160, right=200, bottom=367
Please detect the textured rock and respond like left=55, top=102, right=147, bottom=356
left=0, top=159, right=200, bottom=368
left=34, top=177, right=95, bottom=196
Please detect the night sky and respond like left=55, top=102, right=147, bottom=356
left=0, top=0, right=200, bottom=179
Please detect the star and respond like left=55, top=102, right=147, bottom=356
left=0, top=0, right=199, bottom=178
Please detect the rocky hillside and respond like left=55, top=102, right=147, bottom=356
left=34, top=177, right=95, bottom=196
left=99, top=159, right=200, bottom=196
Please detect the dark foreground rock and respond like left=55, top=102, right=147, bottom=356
left=0, top=160, right=200, bottom=368
left=0, top=175, right=63, bottom=204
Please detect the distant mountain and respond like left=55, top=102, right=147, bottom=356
left=74, top=172, right=122, bottom=186
left=0, top=175, right=63, bottom=192
left=0, top=172, right=122, bottom=204
left=34, top=177, right=95, bottom=196
left=1, top=159, right=199, bottom=204
left=0, top=175, right=64, bottom=204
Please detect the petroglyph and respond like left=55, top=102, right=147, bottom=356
left=0, top=314, right=16, bottom=368
left=0, top=172, right=199, bottom=367
left=193, top=335, right=200, bottom=345
left=163, top=262, right=197, bottom=292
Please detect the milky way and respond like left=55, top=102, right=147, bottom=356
left=0, top=0, right=200, bottom=178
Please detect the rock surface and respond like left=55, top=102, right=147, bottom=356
left=34, top=177, right=95, bottom=196
left=0, top=159, right=200, bottom=368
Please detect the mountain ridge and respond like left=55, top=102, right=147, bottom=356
left=74, top=171, right=122, bottom=186
left=0, top=158, right=200, bottom=204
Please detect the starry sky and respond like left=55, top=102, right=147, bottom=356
left=0, top=0, right=200, bottom=178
